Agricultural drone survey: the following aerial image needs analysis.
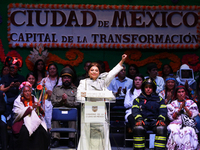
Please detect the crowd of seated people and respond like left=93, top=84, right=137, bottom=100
left=0, top=54, right=200, bottom=150
left=125, top=63, right=200, bottom=149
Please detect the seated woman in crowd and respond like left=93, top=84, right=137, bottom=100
left=12, top=82, right=49, bottom=150
left=26, top=72, right=37, bottom=96
left=159, top=75, right=176, bottom=104
left=166, top=85, right=199, bottom=150
left=127, top=64, right=139, bottom=80
left=161, top=64, right=173, bottom=81
left=0, top=65, right=9, bottom=82
left=124, top=73, right=144, bottom=132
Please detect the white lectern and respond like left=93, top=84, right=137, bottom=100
left=77, top=90, right=115, bottom=150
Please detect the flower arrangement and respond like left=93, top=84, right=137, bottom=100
left=124, top=49, right=181, bottom=73
left=19, top=81, right=32, bottom=91
left=35, top=84, right=46, bottom=103
left=182, top=54, right=200, bottom=72
left=34, top=84, right=46, bottom=115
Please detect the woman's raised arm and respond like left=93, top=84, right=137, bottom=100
left=119, top=54, right=127, bottom=66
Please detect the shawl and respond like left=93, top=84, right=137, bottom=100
left=12, top=95, right=47, bottom=136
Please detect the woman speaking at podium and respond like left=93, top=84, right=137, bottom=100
left=77, top=54, right=127, bottom=150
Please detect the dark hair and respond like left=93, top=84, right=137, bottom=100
left=96, top=60, right=105, bottom=73
left=88, top=62, right=102, bottom=75
left=147, top=63, right=157, bottom=71
left=0, top=65, right=9, bottom=77
left=48, top=63, right=59, bottom=87
left=172, top=85, right=188, bottom=100
left=26, top=72, right=36, bottom=88
left=164, top=75, right=177, bottom=99
left=162, top=64, right=173, bottom=78
left=33, top=59, right=46, bottom=83
left=84, top=61, right=92, bottom=67
left=141, top=77, right=157, bottom=94
left=127, top=64, right=139, bottom=79
left=130, top=73, right=144, bottom=95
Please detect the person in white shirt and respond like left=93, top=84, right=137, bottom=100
left=124, top=73, right=144, bottom=132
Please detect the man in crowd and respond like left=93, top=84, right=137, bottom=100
left=108, top=64, right=133, bottom=101
left=77, top=61, right=91, bottom=85
left=145, top=63, right=165, bottom=94
left=50, top=67, right=79, bottom=148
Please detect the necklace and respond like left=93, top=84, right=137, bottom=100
left=177, top=99, right=184, bottom=108
left=24, top=99, right=33, bottom=107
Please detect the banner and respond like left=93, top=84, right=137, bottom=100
left=8, top=4, right=200, bottom=49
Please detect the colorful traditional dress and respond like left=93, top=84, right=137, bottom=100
left=166, top=99, right=199, bottom=150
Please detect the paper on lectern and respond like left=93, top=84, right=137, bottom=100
left=81, top=90, right=115, bottom=99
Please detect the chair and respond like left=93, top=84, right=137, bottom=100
left=124, top=121, right=133, bottom=148
left=110, top=99, right=126, bottom=134
left=50, top=107, right=78, bottom=149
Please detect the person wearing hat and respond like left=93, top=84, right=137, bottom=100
left=50, top=67, right=79, bottom=148
left=12, top=81, right=49, bottom=150
left=176, top=64, right=196, bottom=99
left=132, top=78, right=167, bottom=150
left=145, top=63, right=165, bottom=94
left=159, top=74, right=177, bottom=104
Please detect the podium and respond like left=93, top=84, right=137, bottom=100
left=77, top=90, right=115, bottom=150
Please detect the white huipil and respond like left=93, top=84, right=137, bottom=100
left=166, top=99, right=199, bottom=150
left=40, top=76, right=62, bottom=129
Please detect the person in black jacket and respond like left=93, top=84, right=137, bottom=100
left=0, top=57, right=25, bottom=127
left=0, top=90, right=7, bottom=150
left=132, top=78, right=167, bottom=150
